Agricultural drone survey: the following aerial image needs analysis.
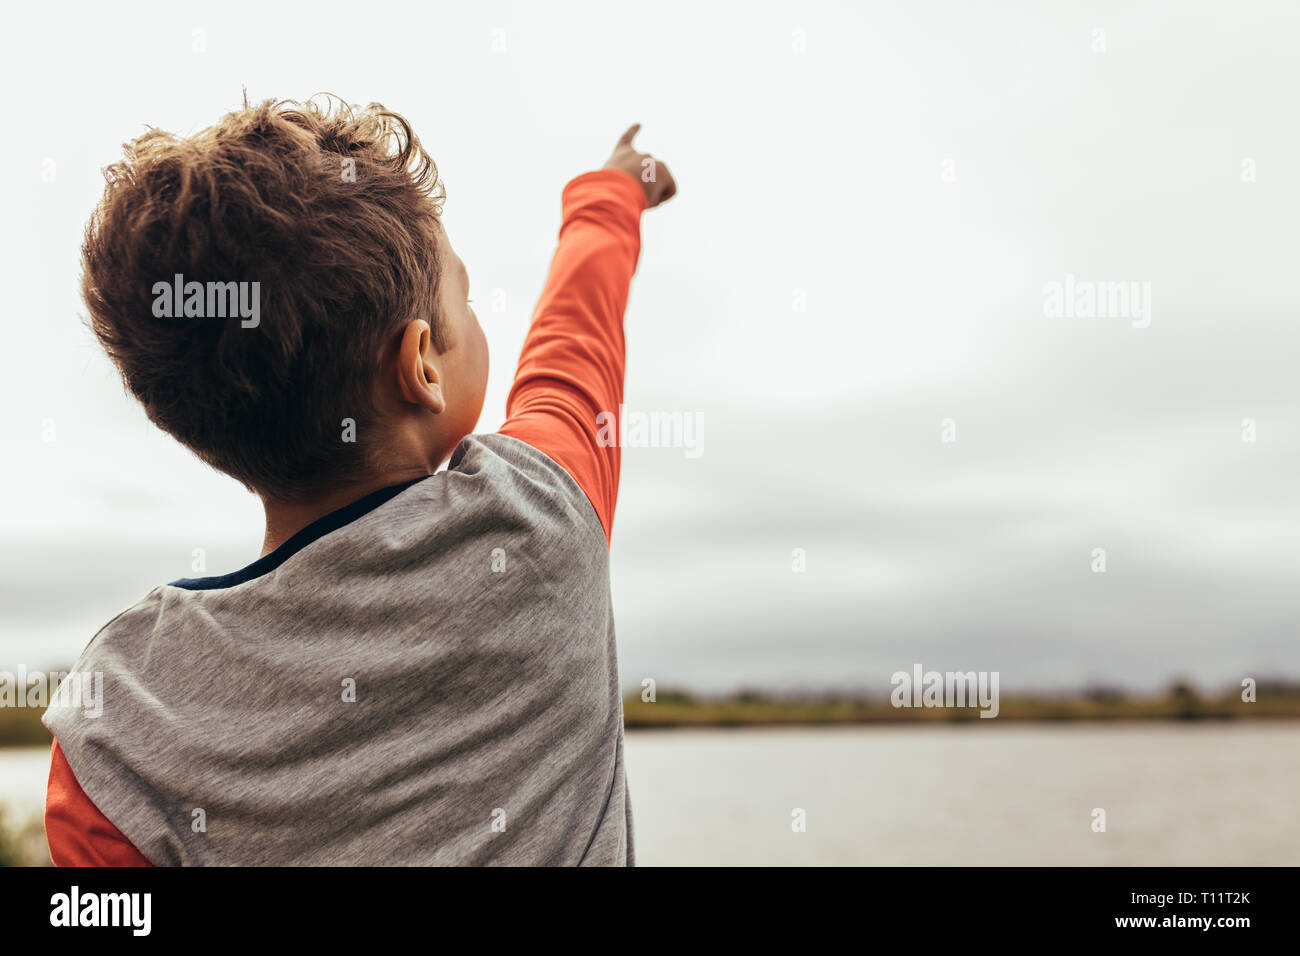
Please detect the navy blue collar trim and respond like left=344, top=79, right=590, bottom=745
left=169, top=475, right=432, bottom=591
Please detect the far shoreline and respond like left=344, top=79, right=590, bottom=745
left=620, top=683, right=1300, bottom=730
left=3, top=680, right=1297, bottom=745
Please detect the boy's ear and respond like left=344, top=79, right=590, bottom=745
left=395, top=319, right=446, bottom=414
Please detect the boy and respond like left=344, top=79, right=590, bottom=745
left=41, top=97, right=675, bottom=866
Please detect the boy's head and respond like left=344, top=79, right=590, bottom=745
left=82, top=96, right=487, bottom=502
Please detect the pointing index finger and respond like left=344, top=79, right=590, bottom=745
left=617, top=123, right=642, bottom=149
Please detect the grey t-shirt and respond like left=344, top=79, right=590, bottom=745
left=43, top=433, right=632, bottom=865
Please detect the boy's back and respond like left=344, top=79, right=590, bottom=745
left=41, top=100, right=675, bottom=866
left=47, top=435, right=629, bottom=865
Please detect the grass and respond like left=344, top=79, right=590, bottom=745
left=0, top=806, right=49, bottom=867
left=0, top=706, right=50, bottom=866
left=0, top=705, right=52, bottom=749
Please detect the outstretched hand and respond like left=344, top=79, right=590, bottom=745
left=603, top=124, right=676, bottom=208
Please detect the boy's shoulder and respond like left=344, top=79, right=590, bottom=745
left=449, top=432, right=608, bottom=535
left=56, top=431, right=607, bottom=664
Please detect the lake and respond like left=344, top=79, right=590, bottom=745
left=3, top=723, right=1297, bottom=865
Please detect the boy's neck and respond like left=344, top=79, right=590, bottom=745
left=258, top=466, right=433, bottom=557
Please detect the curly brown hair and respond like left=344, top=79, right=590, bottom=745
left=82, top=95, right=446, bottom=500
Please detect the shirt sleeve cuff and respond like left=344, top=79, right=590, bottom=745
left=562, top=168, right=649, bottom=215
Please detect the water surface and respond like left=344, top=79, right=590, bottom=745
left=4, top=724, right=1296, bottom=865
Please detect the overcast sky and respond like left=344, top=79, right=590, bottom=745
left=1, top=0, right=1296, bottom=695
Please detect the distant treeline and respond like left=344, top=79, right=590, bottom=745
left=621, top=681, right=1300, bottom=729
left=3, top=675, right=1300, bottom=747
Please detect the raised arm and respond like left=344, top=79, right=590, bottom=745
left=499, top=125, right=675, bottom=542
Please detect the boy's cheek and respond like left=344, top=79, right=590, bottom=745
left=445, top=307, right=489, bottom=425
left=472, top=319, right=490, bottom=419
